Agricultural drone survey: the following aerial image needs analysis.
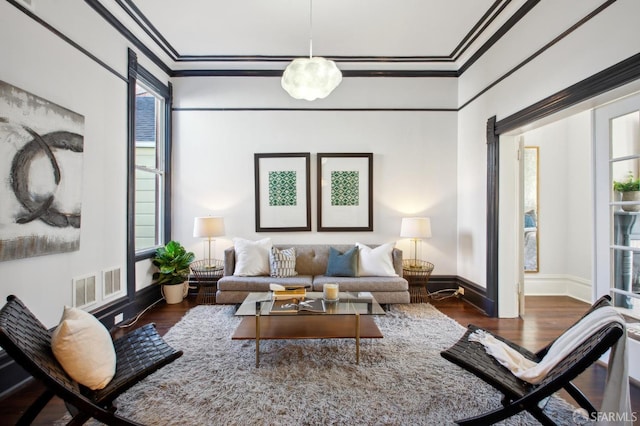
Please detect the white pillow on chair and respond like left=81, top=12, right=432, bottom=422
left=356, top=242, right=398, bottom=277
left=233, top=237, right=273, bottom=276
left=51, top=306, right=116, bottom=390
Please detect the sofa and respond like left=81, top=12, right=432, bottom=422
left=216, top=243, right=410, bottom=305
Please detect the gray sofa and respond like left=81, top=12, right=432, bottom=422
left=216, top=244, right=410, bottom=304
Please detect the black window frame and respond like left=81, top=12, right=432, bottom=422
left=126, top=49, right=173, bottom=294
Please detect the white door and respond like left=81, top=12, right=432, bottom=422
left=594, top=92, right=640, bottom=311
left=593, top=91, right=640, bottom=383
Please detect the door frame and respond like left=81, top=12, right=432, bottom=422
left=485, top=53, right=640, bottom=317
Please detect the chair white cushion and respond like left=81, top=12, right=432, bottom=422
left=356, top=242, right=398, bottom=277
left=51, top=306, right=116, bottom=390
left=233, top=237, right=273, bottom=276
left=270, top=246, right=298, bottom=277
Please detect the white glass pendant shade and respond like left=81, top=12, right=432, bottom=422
left=281, top=57, right=342, bottom=101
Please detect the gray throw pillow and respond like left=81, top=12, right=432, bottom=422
left=325, top=246, right=359, bottom=277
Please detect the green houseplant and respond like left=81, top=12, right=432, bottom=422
left=152, top=241, right=195, bottom=303
left=613, top=173, right=640, bottom=212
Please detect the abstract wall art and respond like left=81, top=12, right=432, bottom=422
left=0, top=80, right=84, bottom=261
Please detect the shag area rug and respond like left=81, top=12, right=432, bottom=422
left=73, top=304, right=579, bottom=425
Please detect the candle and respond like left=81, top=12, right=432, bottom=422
left=323, top=283, right=339, bottom=300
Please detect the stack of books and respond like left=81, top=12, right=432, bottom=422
left=270, top=284, right=306, bottom=300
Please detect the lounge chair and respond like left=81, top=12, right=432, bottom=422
left=0, top=295, right=183, bottom=425
left=440, top=296, right=624, bottom=425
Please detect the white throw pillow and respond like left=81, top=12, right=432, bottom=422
left=356, top=242, right=398, bottom=277
left=51, top=306, right=116, bottom=390
left=233, top=237, right=273, bottom=276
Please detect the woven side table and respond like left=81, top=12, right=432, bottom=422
left=190, top=259, right=224, bottom=304
left=402, top=260, right=434, bottom=303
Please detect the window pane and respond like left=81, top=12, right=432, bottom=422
left=135, top=168, right=159, bottom=250
left=611, top=111, right=640, bottom=159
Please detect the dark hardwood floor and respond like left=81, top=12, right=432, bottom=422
left=0, top=295, right=638, bottom=424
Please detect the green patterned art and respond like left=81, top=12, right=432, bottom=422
left=331, top=171, right=359, bottom=206
left=269, top=171, right=297, bottom=206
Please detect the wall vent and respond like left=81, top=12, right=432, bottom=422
left=72, top=275, right=96, bottom=308
left=103, top=267, right=122, bottom=297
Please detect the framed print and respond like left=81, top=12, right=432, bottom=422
left=0, top=80, right=84, bottom=262
left=254, top=153, right=311, bottom=232
left=317, top=153, right=373, bottom=231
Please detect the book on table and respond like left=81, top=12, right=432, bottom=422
left=270, top=298, right=325, bottom=314
left=270, top=284, right=307, bottom=300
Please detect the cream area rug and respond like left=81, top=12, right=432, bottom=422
left=78, top=304, right=579, bottom=425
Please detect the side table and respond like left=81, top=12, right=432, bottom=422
left=190, top=259, right=224, bottom=304
left=402, top=260, right=434, bottom=303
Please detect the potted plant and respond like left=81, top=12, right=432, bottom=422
left=152, top=240, right=195, bottom=304
left=613, top=172, right=640, bottom=212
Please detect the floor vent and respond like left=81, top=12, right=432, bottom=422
left=73, top=275, right=96, bottom=308
left=103, top=267, right=122, bottom=297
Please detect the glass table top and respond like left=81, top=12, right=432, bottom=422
left=235, top=292, right=386, bottom=316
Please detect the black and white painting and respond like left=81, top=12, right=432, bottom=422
left=0, top=81, right=84, bottom=261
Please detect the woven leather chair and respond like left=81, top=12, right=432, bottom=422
left=0, top=295, right=183, bottom=425
left=441, top=296, right=624, bottom=425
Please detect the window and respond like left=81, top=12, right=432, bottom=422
left=127, top=50, right=172, bottom=263
left=134, top=81, right=165, bottom=251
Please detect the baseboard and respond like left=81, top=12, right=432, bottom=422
left=429, top=275, right=491, bottom=316
left=0, top=285, right=162, bottom=398
left=524, top=274, right=592, bottom=303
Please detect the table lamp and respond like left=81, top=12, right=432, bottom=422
left=400, top=217, right=432, bottom=268
left=193, top=216, right=225, bottom=268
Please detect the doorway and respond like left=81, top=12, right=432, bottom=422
left=487, top=55, right=640, bottom=318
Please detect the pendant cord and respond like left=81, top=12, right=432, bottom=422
left=309, top=0, right=313, bottom=58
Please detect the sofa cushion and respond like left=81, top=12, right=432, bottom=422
left=218, top=275, right=313, bottom=292
left=233, top=237, right=272, bottom=276
left=326, top=246, right=359, bottom=277
left=313, top=275, right=409, bottom=292
left=269, top=246, right=298, bottom=277
left=356, top=242, right=398, bottom=277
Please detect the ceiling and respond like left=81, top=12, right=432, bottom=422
left=115, top=0, right=530, bottom=71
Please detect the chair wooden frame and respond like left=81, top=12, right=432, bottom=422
left=441, top=296, right=624, bottom=425
left=0, top=295, right=183, bottom=425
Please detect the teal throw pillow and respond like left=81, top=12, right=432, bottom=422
left=326, top=246, right=359, bottom=277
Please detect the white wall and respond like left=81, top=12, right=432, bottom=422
left=170, top=77, right=459, bottom=275
left=520, top=112, right=593, bottom=301
left=457, top=0, right=640, bottom=313
left=0, top=1, right=168, bottom=327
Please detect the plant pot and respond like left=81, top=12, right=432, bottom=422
left=162, top=282, right=187, bottom=304
left=622, top=191, right=640, bottom=212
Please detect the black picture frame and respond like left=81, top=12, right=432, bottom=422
left=254, top=153, right=311, bottom=232
left=317, top=153, right=373, bottom=232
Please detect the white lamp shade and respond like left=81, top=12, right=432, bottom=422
left=193, top=217, right=225, bottom=238
left=400, top=217, right=432, bottom=239
left=281, top=57, right=342, bottom=101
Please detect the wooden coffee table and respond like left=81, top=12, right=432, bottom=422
left=232, top=292, right=385, bottom=367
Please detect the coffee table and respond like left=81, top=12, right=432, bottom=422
left=232, top=292, right=385, bottom=367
